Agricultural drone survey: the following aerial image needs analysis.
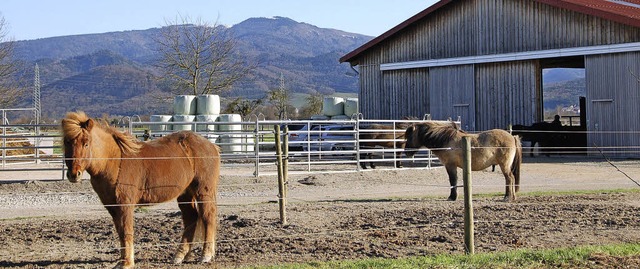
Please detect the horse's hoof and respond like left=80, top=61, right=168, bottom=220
left=173, top=256, right=184, bottom=264
left=447, top=197, right=457, bottom=201
left=200, top=255, right=213, bottom=263
left=113, top=262, right=134, bottom=269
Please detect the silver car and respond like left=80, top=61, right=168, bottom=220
left=300, top=124, right=356, bottom=152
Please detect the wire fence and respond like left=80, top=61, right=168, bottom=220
left=2, top=120, right=640, bottom=266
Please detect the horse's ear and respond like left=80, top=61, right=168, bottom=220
left=81, top=118, right=95, bottom=131
left=450, top=121, right=459, bottom=130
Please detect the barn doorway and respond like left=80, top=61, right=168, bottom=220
left=538, top=56, right=587, bottom=154
left=540, top=56, right=585, bottom=126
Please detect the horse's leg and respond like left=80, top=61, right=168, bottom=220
left=359, top=152, right=368, bottom=169
left=530, top=141, right=537, bottom=157
left=370, top=152, right=376, bottom=169
left=395, top=149, right=403, bottom=168
left=196, top=193, right=217, bottom=263
left=174, top=193, right=198, bottom=264
left=445, top=165, right=458, bottom=201
left=107, top=205, right=135, bottom=269
left=499, top=164, right=517, bottom=202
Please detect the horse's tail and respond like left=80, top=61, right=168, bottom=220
left=512, top=135, right=522, bottom=192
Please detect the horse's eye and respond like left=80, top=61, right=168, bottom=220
left=84, top=143, right=89, bottom=148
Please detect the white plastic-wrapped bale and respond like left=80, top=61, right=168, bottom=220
left=149, top=115, right=172, bottom=131
left=196, top=94, right=221, bottom=115
left=344, top=98, right=358, bottom=117
left=172, top=115, right=196, bottom=131
left=322, top=97, right=344, bottom=116
left=174, top=95, right=197, bottom=115
left=217, top=114, right=242, bottom=132
left=195, top=115, right=219, bottom=132
left=217, top=135, right=242, bottom=154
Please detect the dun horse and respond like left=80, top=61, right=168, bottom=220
left=62, top=111, right=220, bottom=269
left=404, top=121, right=522, bottom=202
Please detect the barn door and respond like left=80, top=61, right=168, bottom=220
left=589, top=99, right=615, bottom=150
left=429, top=65, right=476, bottom=131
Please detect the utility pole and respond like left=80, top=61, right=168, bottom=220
left=33, top=64, right=42, bottom=163
left=33, top=63, right=41, bottom=124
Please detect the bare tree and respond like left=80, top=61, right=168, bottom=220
left=0, top=14, right=21, bottom=108
left=223, top=97, right=263, bottom=118
left=300, top=92, right=323, bottom=118
left=156, top=15, right=251, bottom=96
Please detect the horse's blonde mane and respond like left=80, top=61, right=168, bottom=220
left=62, top=111, right=142, bottom=155
left=62, top=111, right=90, bottom=141
left=418, top=121, right=462, bottom=149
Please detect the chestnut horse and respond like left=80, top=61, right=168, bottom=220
left=62, top=111, right=220, bottom=269
left=404, top=121, right=522, bottom=202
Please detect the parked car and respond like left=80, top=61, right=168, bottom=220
left=283, top=123, right=316, bottom=151
left=300, top=124, right=356, bottom=152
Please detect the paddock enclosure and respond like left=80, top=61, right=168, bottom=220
left=2, top=115, right=640, bottom=268
left=1, top=158, right=640, bottom=268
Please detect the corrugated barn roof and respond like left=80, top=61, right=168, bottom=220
left=340, top=0, right=640, bottom=63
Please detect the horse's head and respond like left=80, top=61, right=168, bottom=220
left=404, top=124, right=422, bottom=157
left=62, top=112, right=95, bottom=183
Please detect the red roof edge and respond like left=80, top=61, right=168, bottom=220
left=340, top=0, right=640, bottom=65
left=535, top=0, right=640, bottom=29
left=339, top=0, right=454, bottom=64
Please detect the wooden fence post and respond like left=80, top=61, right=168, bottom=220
left=274, top=125, right=287, bottom=225
left=283, top=125, right=289, bottom=198
left=462, top=136, right=474, bottom=254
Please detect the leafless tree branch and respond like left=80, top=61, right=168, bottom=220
left=156, top=15, right=253, bottom=96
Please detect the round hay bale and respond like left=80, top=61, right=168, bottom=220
left=344, top=98, right=358, bottom=117
left=195, top=114, right=219, bottom=132
left=172, top=115, right=196, bottom=131
left=217, top=114, right=242, bottom=132
left=149, top=115, right=172, bottom=131
left=174, top=95, right=197, bottom=115
left=196, top=94, right=221, bottom=115
left=322, top=97, right=344, bottom=116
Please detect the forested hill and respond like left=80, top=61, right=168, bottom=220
left=12, top=16, right=372, bottom=119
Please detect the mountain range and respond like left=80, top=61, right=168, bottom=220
left=9, top=16, right=584, bottom=121
left=11, top=17, right=372, bottom=120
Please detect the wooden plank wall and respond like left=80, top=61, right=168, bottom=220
left=355, top=0, right=640, bottom=122
left=428, top=65, right=476, bottom=130
left=585, top=52, right=640, bottom=157
left=475, top=61, right=540, bottom=131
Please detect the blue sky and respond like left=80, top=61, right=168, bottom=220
left=1, top=0, right=438, bottom=41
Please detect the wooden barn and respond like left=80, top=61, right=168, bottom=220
left=340, top=0, right=640, bottom=156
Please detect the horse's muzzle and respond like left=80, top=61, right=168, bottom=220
left=66, top=170, right=83, bottom=183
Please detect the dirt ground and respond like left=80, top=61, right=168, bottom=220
left=1, top=156, right=640, bottom=268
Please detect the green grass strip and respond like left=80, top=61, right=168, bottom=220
left=241, top=243, right=640, bottom=269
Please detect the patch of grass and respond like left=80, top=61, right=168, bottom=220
left=520, top=188, right=640, bottom=197
left=243, top=243, right=640, bottom=269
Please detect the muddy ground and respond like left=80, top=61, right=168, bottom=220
left=1, top=156, right=640, bottom=268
